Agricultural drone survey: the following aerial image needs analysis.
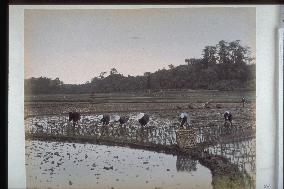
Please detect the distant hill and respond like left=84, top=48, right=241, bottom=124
left=25, top=40, right=255, bottom=94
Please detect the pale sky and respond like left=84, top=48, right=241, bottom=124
left=24, top=8, right=256, bottom=84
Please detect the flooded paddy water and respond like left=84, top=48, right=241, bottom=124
left=25, top=140, right=212, bottom=189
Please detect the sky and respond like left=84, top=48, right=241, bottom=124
left=24, top=7, right=256, bottom=84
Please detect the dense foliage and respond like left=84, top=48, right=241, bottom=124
left=25, top=40, right=255, bottom=94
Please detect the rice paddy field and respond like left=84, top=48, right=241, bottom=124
left=24, top=90, right=256, bottom=189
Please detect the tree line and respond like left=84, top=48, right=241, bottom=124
left=25, top=40, right=255, bottom=94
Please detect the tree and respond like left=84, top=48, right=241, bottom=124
left=217, top=40, right=230, bottom=64
left=54, top=77, right=63, bottom=85
left=25, top=40, right=255, bottom=94
left=144, top=72, right=151, bottom=91
left=110, top=68, right=118, bottom=75
left=189, top=58, right=203, bottom=65
left=185, top=59, right=190, bottom=65
left=168, top=64, right=175, bottom=69
left=228, top=40, right=251, bottom=65
left=99, top=72, right=107, bottom=79
left=202, top=46, right=217, bottom=68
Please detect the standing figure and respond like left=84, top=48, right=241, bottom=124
left=241, top=97, right=246, bottom=107
left=179, top=112, right=190, bottom=129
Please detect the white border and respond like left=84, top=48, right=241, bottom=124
left=255, top=6, right=279, bottom=189
left=8, top=5, right=280, bottom=189
left=277, top=28, right=283, bottom=189
left=9, top=6, right=25, bottom=189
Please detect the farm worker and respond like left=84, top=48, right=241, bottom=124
left=114, top=115, right=129, bottom=126
left=179, top=112, right=191, bottom=129
left=99, top=114, right=110, bottom=125
left=68, top=112, right=81, bottom=135
left=241, top=97, right=246, bottom=107
left=224, top=111, right=233, bottom=126
left=137, top=113, right=150, bottom=127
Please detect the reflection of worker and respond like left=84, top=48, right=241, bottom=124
left=179, top=112, right=191, bottom=129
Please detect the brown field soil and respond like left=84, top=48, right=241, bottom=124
left=25, top=90, right=255, bottom=115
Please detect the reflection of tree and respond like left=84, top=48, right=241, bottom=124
left=205, top=140, right=256, bottom=174
left=176, top=154, right=197, bottom=172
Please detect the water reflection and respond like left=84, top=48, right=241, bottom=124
left=204, top=139, right=256, bottom=188
left=204, top=139, right=255, bottom=172
left=176, top=154, right=197, bottom=172
left=25, top=140, right=212, bottom=189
